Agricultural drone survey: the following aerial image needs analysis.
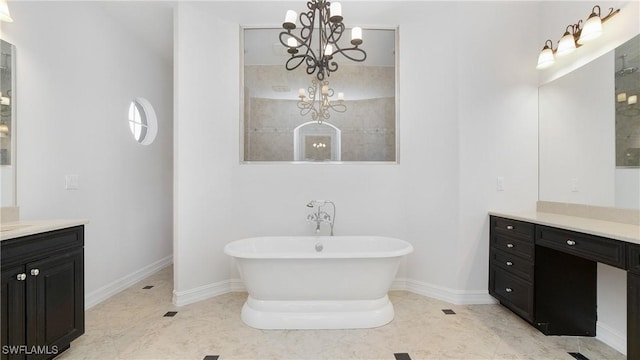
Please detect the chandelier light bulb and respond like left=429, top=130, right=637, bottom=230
left=283, top=10, right=297, bottom=29
left=338, top=92, right=344, bottom=101
left=287, top=37, right=298, bottom=48
left=329, top=2, right=343, bottom=23
left=351, top=27, right=363, bottom=45
left=324, top=44, right=333, bottom=57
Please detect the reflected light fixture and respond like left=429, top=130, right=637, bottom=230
left=618, top=93, right=627, bottom=103
left=629, top=95, right=638, bottom=106
left=297, top=79, right=346, bottom=123
left=280, top=1, right=366, bottom=80
left=0, top=0, right=13, bottom=22
left=536, top=5, right=619, bottom=70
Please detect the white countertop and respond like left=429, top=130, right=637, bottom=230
left=0, top=219, right=88, bottom=241
left=489, top=211, right=640, bottom=245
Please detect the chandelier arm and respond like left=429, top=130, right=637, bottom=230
left=326, top=22, right=345, bottom=45
left=332, top=47, right=367, bottom=62
left=286, top=53, right=314, bottom=72
left=328, top=103, right=347, bottom=113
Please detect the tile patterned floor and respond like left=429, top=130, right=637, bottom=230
left=58, top=267, right=626, bottom=360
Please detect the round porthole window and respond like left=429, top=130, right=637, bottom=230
left=128, top=98, right=158, bottom=145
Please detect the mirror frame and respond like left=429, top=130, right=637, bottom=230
left=239, top=26, right=400, bottom=164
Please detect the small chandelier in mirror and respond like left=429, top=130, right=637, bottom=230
left=298, top=79, right=346, bottom=123
left=279, top=1, right=366, bottom=80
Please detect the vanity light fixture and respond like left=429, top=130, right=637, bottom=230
left=0, top=0, right=13, bottom=22
left=298, top=79, right=346, bottom=123
left=536, top=5, right=620, bottom=70
left=280, top=1, right=366, bottom=80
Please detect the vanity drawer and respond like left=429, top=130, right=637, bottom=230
left=491, top=233, right=534, bottom=260
left=489, top=266, right=534, bottom=322
left=491, top=216, right=535, bottom=241
left=491, top=249, right=534, bottom=282
left=629, top=244, right=640, bottom=275
left=535, top=226, right=625, bottom=269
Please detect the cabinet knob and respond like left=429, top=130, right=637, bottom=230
left=506, top=261, right=513, bottom=266
left=506, top=243, right=514, bottom=248
left=566, top=239, right=576, bottom=246
left=16, top=273, right=27, bottom=281
left=506, top=225, right=514, bottom=230
left=505, top=288, right=513, bottom=293
left=30, top=269, right=40, bottom=276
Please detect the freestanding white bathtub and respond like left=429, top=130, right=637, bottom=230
left=224, top=236, right=413, bottom=329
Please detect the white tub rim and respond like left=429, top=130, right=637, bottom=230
left=223, top=235, right=413, bottom=259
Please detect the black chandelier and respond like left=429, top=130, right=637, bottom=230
left=279, top=1, right=367, bottom=80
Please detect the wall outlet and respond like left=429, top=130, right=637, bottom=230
left=570, top=178, right=579, bottom=192
left=65, top=175, right=79, bottom=190
left=496, top=176, right=505, bottom=191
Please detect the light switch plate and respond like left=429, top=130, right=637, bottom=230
left=496, top=177, right=505, bottom=191
left=65, top=175, right=79, bottom=190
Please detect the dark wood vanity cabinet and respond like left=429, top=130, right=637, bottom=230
left=490, top=215, right=639, bottom=358
left=489, top=217, right=535, bottom=322
left=1, top=226, right=84, bottom=360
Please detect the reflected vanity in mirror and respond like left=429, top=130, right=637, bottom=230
left=1, top=39, right=16, bottom=207
left=241, top=28, right=397, bottom=163
left=539, top=34, right=640, bottom=210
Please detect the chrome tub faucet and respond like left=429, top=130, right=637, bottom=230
left=306, top=200, right=335, bottom=236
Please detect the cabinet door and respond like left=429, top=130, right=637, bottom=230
left=1, top=266, right=27, bottom=360
left=629, top=273, right=640, bottom=360
left=26, top=249, right=84, bottom=359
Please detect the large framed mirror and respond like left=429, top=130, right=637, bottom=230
left=539, top=34, right=640, bottom=210
left=1, top=39, right=16, bottom=207
left=241, top=27, right=397, bottom=163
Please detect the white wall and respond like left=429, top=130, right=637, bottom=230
left=3, top=2, right=173, bottom=307
left=173, top=1, right=539, bottom=305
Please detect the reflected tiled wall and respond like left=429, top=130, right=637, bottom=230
left=244, top=65, right=396, bottom=162
left=246, top=97, right=395, bottom=161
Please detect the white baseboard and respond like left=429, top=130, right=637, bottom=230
left=85, top=255, right=173, bottom=309
left=183, top=277, right=496, bottom=307
left=596, top=321, right=627, bottom=356
left=392, top=278, right=498, bottom=305
left=172, top=279, right=234, bottom=307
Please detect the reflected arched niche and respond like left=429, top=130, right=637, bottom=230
left=293, top=122, right=341, bottom=161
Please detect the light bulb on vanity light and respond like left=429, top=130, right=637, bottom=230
left=0, top=0, right=13, bottom=22
left=536, top=40, right=555, bottom=69
left=629, top=95, right=638, bottom=105
left=556, top=25, right=577, bottom=57
left=578, top=7, right=603, bottom=44
left=617, top=93, right=627, bottom=103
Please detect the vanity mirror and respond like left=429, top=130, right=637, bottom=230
left=241, top=27, right=397, bottom=163
left=1, top=39, right=15, bottom=207
left=539, top=34, right=640, bottom=210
